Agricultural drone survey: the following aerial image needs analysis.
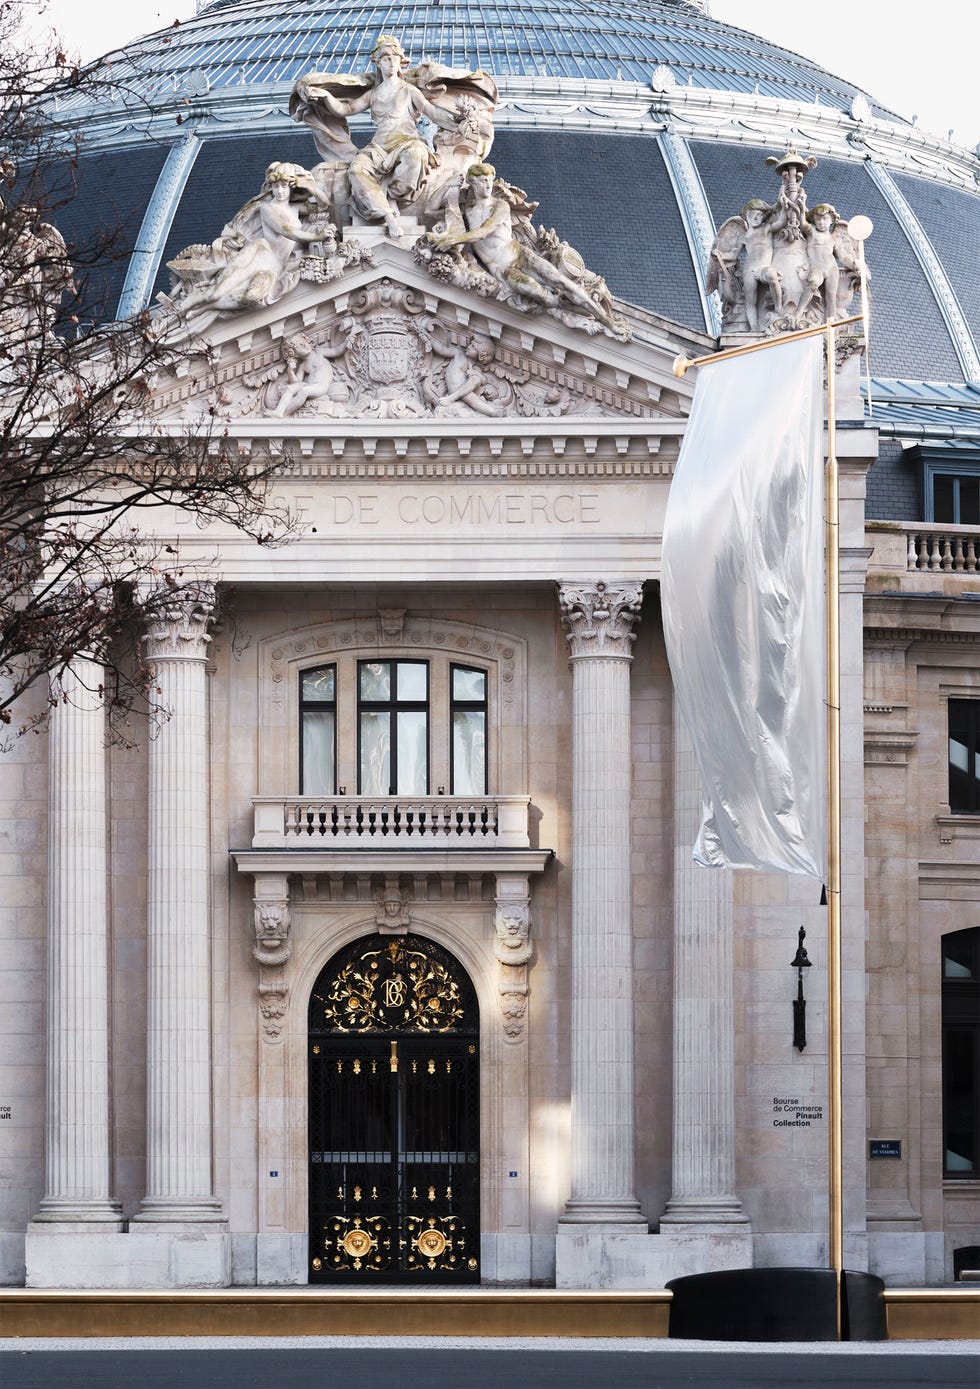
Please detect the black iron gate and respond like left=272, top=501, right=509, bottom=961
left=308, top=934, right=480, bottom=1283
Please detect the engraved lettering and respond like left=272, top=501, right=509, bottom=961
left=553, top=494, right=575, bottom=523
left=399, top=495, right=419, bottom=523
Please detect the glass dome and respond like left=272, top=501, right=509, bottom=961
left=96, top=0, right=900, bottom=118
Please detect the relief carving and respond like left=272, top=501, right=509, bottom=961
left=251, top=880, right=291, bottom=1040
left=375, top=878, right=413, bottom=934
left=494, top=878, right=532, bottom=1042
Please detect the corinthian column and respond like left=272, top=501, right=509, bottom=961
left=660, top=705, right=748, bottom=1228
left=134, top=584, right=223, bottom=1225
left=558, top=581, right=645, bottom=1224
left=33, top=657, right=122, bottom=1227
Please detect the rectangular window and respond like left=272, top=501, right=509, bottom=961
left=933, top=474, right=980, bottom=526
left=943, top=929, right=979, bottom=1178
left=358, top=661, right=428, bottom=796
left=949, top=699, right=980, bottom=813
left=300, top=666, right=336, bottom=795
left=451, top=665, right=487, bottom=795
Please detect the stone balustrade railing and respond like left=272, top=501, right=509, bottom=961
left=867, top=521, right=980, bottom=584
left=906, top=525, right=980, bottom=573
left=251, top=795, right=531, bottom=849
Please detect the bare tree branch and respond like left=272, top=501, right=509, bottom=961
left=1, top=0, right=291, bottom=740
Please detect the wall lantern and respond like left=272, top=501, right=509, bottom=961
left=791, top=925, right=812, bottom=1052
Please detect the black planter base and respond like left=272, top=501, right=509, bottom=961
left=665, top=1267, right=887, bottom=1341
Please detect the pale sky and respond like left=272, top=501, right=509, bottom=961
left=24, top=0, right=980, bottom=150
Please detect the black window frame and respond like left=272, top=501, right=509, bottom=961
left=357, top=659, right=430, bottom=797
left=449, top=663, right=489, bottom=796
left=942, top=927, right=980, bottom=1179
left=299, top=663, right=337, bottom=795
left=948, top=698, right=980, bottom=814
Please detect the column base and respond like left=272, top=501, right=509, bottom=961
left=559, top=1198, right=647, bottom=1225
left=132, top=1197, right=226, bottom=1227
left=555, top=1224, right=754, bottom=1289
left=25, top=1230, right=231, bottom=1289
left=660, top=1195, right=750, bottom=1229
left=30, top=1198, right=123, bottom=1229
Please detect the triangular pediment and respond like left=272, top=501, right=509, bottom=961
left=148, top=242, right=701, bottom=428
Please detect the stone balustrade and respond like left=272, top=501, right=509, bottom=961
left=251, top=795, right=531, bottom=849
left=906, top=526, right=979, bottom=573
left=867, top=521, right=980, bottom=587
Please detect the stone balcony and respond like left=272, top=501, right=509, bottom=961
left=238, top=794, right=551, bottom=878
left=867, top=521, right=980, bottom=594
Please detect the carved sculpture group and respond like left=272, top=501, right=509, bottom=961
left=707, top=147, right=868, bottom=335
left=159, top=34, right=630, bottom=347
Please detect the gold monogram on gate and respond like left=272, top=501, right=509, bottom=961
left=383, top=975, right=406, bottom=1008
left=317, top=937, right=465, bottom=1032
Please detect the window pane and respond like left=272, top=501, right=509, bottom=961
left=945, top=929, right=978, bottom=980
left=360, top=712, right=391, bottom=795
left=453, top=710, right=486, bottom=794
left=396, top=711, right=427, bottom=794
left=949, top=699, right=980, bottom=812
left=961, top=478, right=980, bottom=526
left=453, top=667, right=486, bottom=702
left=397, top=662, right=427, bottom=701
left=934, top=475, right=956, bottom=523
left=944, top=1028, right=978, bottom=1173
left=302, top=666, right=335, bottom=703
left=302, top=711, right=335, bottom=794
left=360, top=662, right=390, bottom=701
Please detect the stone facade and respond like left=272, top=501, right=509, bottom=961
left=1, top=212, right=977, bottom=1294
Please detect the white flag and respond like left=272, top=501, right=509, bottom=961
left=661, top=335, right=826, bottom=878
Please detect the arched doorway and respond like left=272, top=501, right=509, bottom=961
left=308, top=933, right=480, bottom=1283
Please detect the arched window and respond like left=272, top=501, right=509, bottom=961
left=943, top=927, right=980, bottom=1177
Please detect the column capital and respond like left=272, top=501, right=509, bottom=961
left=143, top=582, right=216, bottom=662
left=558, top=580, right=642, bottom=659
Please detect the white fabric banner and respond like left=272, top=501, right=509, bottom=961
left=661, top=335, right=826, bottom=878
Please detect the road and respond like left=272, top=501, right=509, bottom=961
left=2, top=1346, right=977, bottom=1389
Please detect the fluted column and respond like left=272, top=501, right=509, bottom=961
left=134, top=584, right=223, bottom=1225
left=33, top=658, right=122, bottom=1227
left=661, top=704, right=748, bottom=1227
left=558, top=581, right=645, bottom=1224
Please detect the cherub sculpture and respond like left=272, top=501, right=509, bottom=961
left=289, top=35, right=497, bottom=238
left=271, top=331, right=349, bottom=417
left=423, top=326, right=509, bottom=416
left=706, top=147, right=870, bottom=334
left=707, top=199, right=783, bottom=333
left=162, top=162, right=333, bottom=335
left=419, top=163, right=630, bottom=338
left=797, top=203, right=866, bottom=323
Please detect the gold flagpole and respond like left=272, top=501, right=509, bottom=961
left=673, top=309, right=863, bottom=1339
left=824, top=320, right=844, bottom=1337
